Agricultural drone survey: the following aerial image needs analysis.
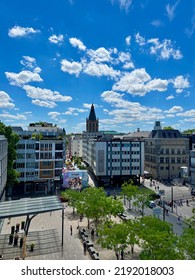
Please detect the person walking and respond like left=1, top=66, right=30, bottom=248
left=91, top=228, right=95, bottom=240
left=177, top=216, right=181, bottom=225
left=83, top=240, right=87, bottom=255
left=70, top=225, right=73, bottom=236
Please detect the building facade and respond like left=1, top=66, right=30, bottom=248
left=83, top=136, right=144, bottom=186
left=145, top=122, right=189, bottom=180
left=0, top=135, right=8, bottom=201
left=70, top=134, right=83, bottom=158
left=13, top=124, right=66, bottom=196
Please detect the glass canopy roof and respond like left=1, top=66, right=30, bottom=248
left=0, top=196, right=63, bottom=219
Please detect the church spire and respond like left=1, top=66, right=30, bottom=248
left=88, top=104, right=96, bottom=121
left=86, top=104, right=99, bottom=133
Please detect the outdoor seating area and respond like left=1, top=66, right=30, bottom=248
left=78, top=228, right=99, bottom=260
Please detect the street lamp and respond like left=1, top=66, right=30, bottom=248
left=171, top=185, right=174, bottom=213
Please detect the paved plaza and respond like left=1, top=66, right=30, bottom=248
left=0, top=205, right=91, bottom=260
left=0, top=179, right=194, bottom=260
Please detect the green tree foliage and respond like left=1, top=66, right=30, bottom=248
left=98, top=220, right=129, bottom=259
left=136, top=216, right=184, bottom=260
left=163, top=126, right=174, bottom=130
left=121, top=180, right=138, bottom=209
left=133, top=187, right=154, bottom=216
left=182, top=129, right=195, bottom=135
left=0, top=122, right=20, bottom=187
left=78, top=187, right=123, bottom=230
left=122, top=180, right=155, bottom=215
left=61, top=189, right=82, bottom=214
left=178, top=227, right=195, bottom=259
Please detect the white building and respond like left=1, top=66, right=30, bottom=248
left=0, top=135, right=8, bottom=201
left=82, top=136, right=144, bottom=186
left=70, top=134, right=83, bottom=158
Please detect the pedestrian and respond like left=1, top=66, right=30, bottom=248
left=121, top=249, right=124, bottom=260
left=115, top=251, right=119, bottom=260
left=186, top=199, right=189, bottom=206
left=91, top=228, right=95, bottom=240
left=83, top=241, right=87, bottom=255
left=177, top=216, right=181, bottom=225
left=70, top=225, right=72, bottom=236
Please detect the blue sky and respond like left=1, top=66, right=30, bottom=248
left=0, top=0, right=195, bottom=133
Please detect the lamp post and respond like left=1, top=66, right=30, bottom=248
left=171, top=185, right=174, bottom=213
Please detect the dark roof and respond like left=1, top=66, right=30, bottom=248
left=148, top=129, right=183, bottom=139
left=88, top=104, right=97, bottom=121
left=126, top=131, right=150, bottom=138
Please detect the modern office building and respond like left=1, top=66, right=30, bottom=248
left=82, top=136, right=144, bottom=186
left=13, top=123, right=66, bottom=196
left=0, top=135, right=8, bottom=201
left=144, top=121, right=189, bottom=180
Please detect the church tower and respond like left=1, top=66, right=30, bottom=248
left=86, top=104, right=99, bottom=133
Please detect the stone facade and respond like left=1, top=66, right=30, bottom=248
left=145, top=122, right=189, bottom=180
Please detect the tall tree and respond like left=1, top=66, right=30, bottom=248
left=121, top=180, right=138, bottom=210
left=0, top=122, right=20, bottom=193
left=77, top=187, right=123, bottom=230
left=136, top=216, right=184, bottom=260
left=98, top=220, right=129, bottom=259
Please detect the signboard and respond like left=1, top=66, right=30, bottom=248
left=62, top=170, right=88, bottom=189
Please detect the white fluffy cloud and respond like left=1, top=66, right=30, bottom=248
left=87, top=47, right=113, bottom=63
left=5, top=70, right=43, bottom=86
left=69, top=37, right=86, bottom=50
left=166, top=95, right=175, bottom=100
left=125, top=35, right=131, bottom=46
left=171, top=75, right=190, bottom=93
left=49, top=34, right=64, bottom=44
left=135, top=32, right=183, bottom=60
left=113, top=68, right=168, bottom=96
left=83, top=61, right=120, bottom=79
left=22, top=85, right=72, bottom=108
left=0, top=91, right=15, bottom=109
left=23, top=85, right=72, bottom=102
left=101, top=90, right=164, bottom=124
left=177, top=109, right=195, bottom=117
left=8, top=25, right=40, bottom=37
left=60, top=59, right=82, bottom=76
left=0, top=112, right=27, bottom=120
left=32, top=99, right=57, bottom=108
left=164, top=106, right=183, bottom=114
left=48, top=111, right=61, bottom=119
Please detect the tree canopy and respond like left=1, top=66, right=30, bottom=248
left=0, top=122, right=20, bottom=188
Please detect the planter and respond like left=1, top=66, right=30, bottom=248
left=11, top=226, right=15, bottom=235
left=30, top=244, right=35, bottom=252
left=13, top=235, right=19, bottom=246
left=9, top=234, right=14, bottom=245
left=21, top=221, right=25, bottom=230
left=16, top=223, right=20, bottom=233
left=20, top=238, right=23, bottom=248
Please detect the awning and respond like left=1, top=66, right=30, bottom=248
left=0, top=196, right=65, bottom=246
